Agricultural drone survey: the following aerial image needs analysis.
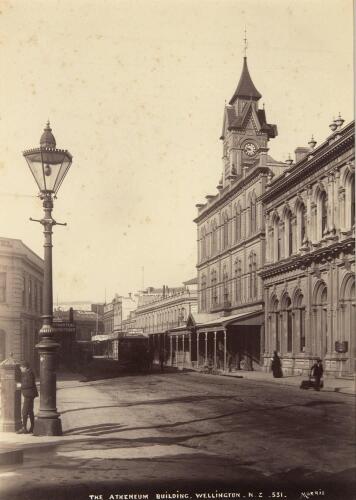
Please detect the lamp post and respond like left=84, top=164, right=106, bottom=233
left=23, top=122, right=73, bottom=436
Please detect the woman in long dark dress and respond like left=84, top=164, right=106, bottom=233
left=271, top=351, right=283, bottom=378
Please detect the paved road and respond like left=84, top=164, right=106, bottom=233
left=0, top=371, right=354, bottom=500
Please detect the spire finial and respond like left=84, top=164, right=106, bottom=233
left=243, top=27, right=248, bottom=57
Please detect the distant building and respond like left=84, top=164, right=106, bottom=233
left=0, top=237, right=44, bottom=369
left=134, top=281, right=198, bottom=365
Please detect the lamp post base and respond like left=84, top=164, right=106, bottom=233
left=33, top=416, right=62, bottom=436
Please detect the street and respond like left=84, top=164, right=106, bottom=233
left=0, top=370, right=355, bottom=500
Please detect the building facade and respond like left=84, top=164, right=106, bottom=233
left=261, top=120, right=355, bottom=377
left=193, top=57, right=283, bottom=371
left=134, top=281, right=198, bottom=365
left=193, top=56, right=355, bottom=378
left=0, top=237, right=44, bottom=369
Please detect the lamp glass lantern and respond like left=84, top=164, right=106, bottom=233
left=23, top=122, right=73, bottom=196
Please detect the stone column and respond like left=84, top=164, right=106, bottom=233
left=223, top=329, right=227, bottom=371
left=204, top=332, right=208, bottom=364
left=182, top=335, right=185, bottom=367
left=170, top=336, right=173, bottom=366
left=188, top=333, right=192, bottom=367
left=213, top=331, right=217, bottom=368
left=176, top=335, right=179, bottom=367
left=196, top=332, right=200, bottom=368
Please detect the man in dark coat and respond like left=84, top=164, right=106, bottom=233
left=271, top=351, right=283, bottom=378
left=310, top=358, right=324, bottom=391
left=17, top=361, right=38, bottom=434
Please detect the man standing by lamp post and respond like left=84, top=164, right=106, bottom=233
left=23, top=122, right=73, bottom=436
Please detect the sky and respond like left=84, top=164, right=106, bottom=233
left=0, top=0, right=353, bottom=303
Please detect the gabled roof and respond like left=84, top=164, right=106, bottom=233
left=229, top=57, right=262, bottom=104
left=220, top=102, right=277, bottom=140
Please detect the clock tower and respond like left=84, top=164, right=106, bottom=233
left=220, top=57, right=278, bottom=187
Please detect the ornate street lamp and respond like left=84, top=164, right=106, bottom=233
left=23, top=122, right=73, bottom=436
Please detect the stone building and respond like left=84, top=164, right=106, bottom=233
left=134, top=281, right=198, bottom=365
left=260, top=119, right=355, bottom=377
left=0, top=237, right=44, bottom=369
left=193, top=57, right=283, bottom=371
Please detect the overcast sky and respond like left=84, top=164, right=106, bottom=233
left=0, top=0, right=353, bottom=303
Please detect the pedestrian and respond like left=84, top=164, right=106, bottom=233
left=310, top=358, right=323, bottom=391
left=17, top=361, right=38, bottom=434
left=271, top=351, right=283, bottom=378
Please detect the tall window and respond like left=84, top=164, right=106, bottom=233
left=277, top=223, right=282, bottom=260
left=300, top=204, right=306, bottom=246
left=320, top=191, right=328, bottom=237
left=273, top=216, right=281, bottom=261
left=248, top=252, right=257, bottom=300
left=285, top=297, right=293, bottom=352
left=0, top=273, right=6, bottom=303
left=235, top=204, right=241, bottom=242
left=351, top=175, right=355, bottom=228
left=223, top=213, right=229, bottom=248
left=212, top=220, right=218, bottom=254
left=250, top=192, right=257, bottom=234
left=223, top=266, right=229, bottom=303
left=211, top=270, right=218, bottom=306
left=285, top=211, right=293, bottom=257
left=201, top=275, right=207, bottom=311
left=272, top=299, right=280, bottom=352
left=296, top=293, right=306, bottom=352
left=201, top=228, right=207, bottom=260
left=22, top=277, right=26, bottom=307
left=235, top=259, right=242, bottom=303
left=34, top=284, right=38, bottom=312
left=28, top=279, right=32, bottom=310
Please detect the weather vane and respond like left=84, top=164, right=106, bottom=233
left=244, top=27, right=248, bottom=57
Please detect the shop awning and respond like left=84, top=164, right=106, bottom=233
left=194, top=310, right=264, bottom=332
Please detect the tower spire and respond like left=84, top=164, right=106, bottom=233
left=243, top=27, right=248, bottom=57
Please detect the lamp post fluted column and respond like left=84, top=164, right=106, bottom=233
left=33, top=194, right=62, bottom=436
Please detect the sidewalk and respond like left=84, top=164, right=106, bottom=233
left=219, top=369, right=355, bottom=395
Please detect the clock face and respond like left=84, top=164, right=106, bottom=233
left=244, top=142, right=257, bottom=157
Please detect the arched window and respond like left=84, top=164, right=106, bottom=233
left=223, top=213, right=229, bottom=248
left=201, top=275, right=207, bottom=311
left=22, top=276, right=26, bottom=307
left=250, top=192, right=257, bottom=234
left=28, top=279, right=32, bottom=310
left=295, top=293, right=306, bottom=352
left=272, top=299, right=280, bottom=352
left=284, top=210, right=294, bottom=257
left=201, top=227, right=207, bottom=260
left=212, top=220, right=218, bottom=254
left=274, top=217, right=281, bottom=261
left=235, top=204, right=241, bottom=242
left=248, top=252, right=257, bottom=300
left=211, top=270, right=218, bottom=306
left=234, top=259, right=242, bottom=303
left=300, top=203, right=306, bottom=247
left=351, top=175, right=355, bottom=228
left=223, top=266, right=229, bottom=304
left=320, top=191, right=328, bottom=237
left=285, top=297, right=293, bottom=352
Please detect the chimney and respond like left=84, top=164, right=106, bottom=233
left=162, top=285, right=166, bottom=298
left=294, top=147, right=310, bottom=164
left=69, top=307, right=74, bottom=323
